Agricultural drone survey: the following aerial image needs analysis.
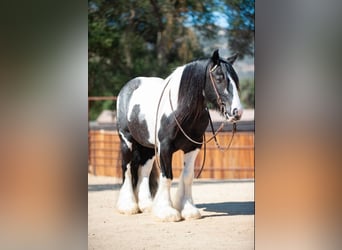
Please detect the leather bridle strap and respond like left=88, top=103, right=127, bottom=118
left=209, top=65, right=224, bottom=108
left=206, top=108, right=221, bottom=148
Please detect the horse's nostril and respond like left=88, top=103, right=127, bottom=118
left=233, top=108, right=238, bottom=116
left=233, top=108, right=242, bottom=119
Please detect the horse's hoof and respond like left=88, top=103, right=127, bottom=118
left=138, top=199, right=153, bottom=213
left=153, top=206, right=182, bottom=222
left=117, top=201, right=139, bottom=215
left=181, top=203, right=202, bottom=220
left=181, top=208, right=202, bottom=220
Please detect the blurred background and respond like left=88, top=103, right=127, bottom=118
left=88, top=0, right=254, bottom=120
left=0, top=0, right=341, bottom=249
left=88, top=0, right=255, bottom=180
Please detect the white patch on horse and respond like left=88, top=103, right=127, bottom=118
left=119, top=131, right=132, bottom=150
left=126, top=77, right=163, bottom=145
left=228, top=74, right=243, bottom=117
left=116, top=95, right=121, bottom=120
left=174, top=149, right=201, bottom=220
left=152, top=175, right=181, bottom=222
left=126, top=70, right=184, bottom=146
left=116, top=164, right=139, bottom=214
left=163, top=66, right=185, bottom=116
left=152, top=66, right=184, bottom=144
left=135, top=157, right=155, bottom=212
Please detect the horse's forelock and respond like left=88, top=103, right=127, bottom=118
left=224, top=62, right=240, bottom=91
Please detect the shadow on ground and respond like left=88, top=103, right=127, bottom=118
left=88, top=183, right=121, bottom=192
left=88, top=179, right=254, bottom=192
left=197, top=201, right=254, bottom=217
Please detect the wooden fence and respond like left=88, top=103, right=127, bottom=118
left=88, top=130, right=254, bottom=179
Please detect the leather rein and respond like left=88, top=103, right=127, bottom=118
left=154, top=62, right=237, bottom=178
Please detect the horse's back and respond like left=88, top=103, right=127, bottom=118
left=117, top=76, right=163, bottom=116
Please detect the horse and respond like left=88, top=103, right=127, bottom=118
left=116, top=49, right=243, bottom=221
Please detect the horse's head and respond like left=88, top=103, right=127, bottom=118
left=205, top=49, right=243, bottom=122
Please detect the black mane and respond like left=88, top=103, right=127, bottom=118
left=176, top=59, right=210, bottom=125
left=174, top=56, right=239, bottom=128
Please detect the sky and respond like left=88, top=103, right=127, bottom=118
left=184, top=11, right=229, bottom=28
left=212, top=11, right=229, bottom=28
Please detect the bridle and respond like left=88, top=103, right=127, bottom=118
left=209, top=60, right=235, bottom=120
left=169, top=61, right=236, bottom=144
left=154, top=61, right=237, bottom=178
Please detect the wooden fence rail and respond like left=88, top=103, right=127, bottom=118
left=88, top=130, right=254, bottom=179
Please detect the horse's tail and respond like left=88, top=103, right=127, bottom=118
left=149, top=161, right=159, bottom=198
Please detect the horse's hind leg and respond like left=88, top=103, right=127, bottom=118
left=134, top=146, right=156, bottom=212
left=174, top=148, right=201, bottom=220
left=116, top=131, right=139, bottom=214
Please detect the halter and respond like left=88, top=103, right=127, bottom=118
left=209, top=61, right=232, bottom=120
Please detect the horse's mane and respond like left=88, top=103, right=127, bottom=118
left=176, top=59, right=210, bottom=125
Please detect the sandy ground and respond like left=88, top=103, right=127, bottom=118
left=88, top=174, right=254, bottom=250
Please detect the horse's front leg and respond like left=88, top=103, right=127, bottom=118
left=174, top=148, right=202, bottom=220
left=152, top=143, right=181, bottom=222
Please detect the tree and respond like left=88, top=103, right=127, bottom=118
left=88, top=0, right=255, bottom=118
left=224, top=0, right=254, bottom=59
left=88, top=0, right=220, bottom=96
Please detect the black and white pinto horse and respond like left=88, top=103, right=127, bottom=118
left=116, top=50, right=243, bottom=221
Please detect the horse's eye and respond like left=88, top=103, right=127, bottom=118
left=215, top=73, right=223, bottom=81
left=215, top=69, right=225, bottom=82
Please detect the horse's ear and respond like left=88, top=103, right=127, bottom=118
left=227, top=54, right=238, bottom=65
left=212, top=49, right=220, bottom=65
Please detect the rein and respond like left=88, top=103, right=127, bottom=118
left=168, top=89, right=226, bottom=145
left=154, top=63, right=237, bottom=178
left=169, top=89, right=236, bottom=178
left=195, top=113, right=236, bottom=178
left=154, top=78, right=172, bottom=171
left=168, top=63, right=237, bottom=177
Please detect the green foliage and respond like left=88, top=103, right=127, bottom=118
left=239, top=78, right=254, bottom=108
left=88, top=0, right=254, bottom=119
left=225, top=0, right=255, bottom=59
left=89, top=99, right=115, bottom=121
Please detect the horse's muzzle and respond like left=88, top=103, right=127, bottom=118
left=225, top=108, right=243, bottom=122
